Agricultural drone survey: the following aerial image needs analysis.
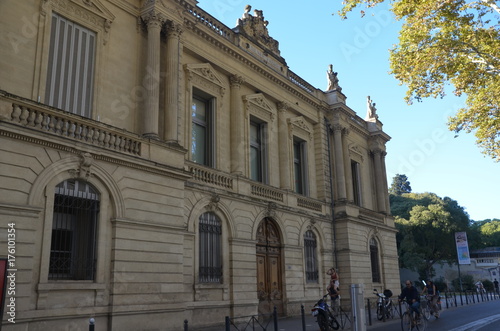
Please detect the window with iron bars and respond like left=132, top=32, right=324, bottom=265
left=304, top=230, right=318, bottom=283
left=370, top=238, right=381, bottom=283
left=49, top=179, right=99, bottom=280
left=199, top=212, right=222, bottom=283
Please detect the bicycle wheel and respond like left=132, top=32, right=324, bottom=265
left=421, top=302, right=431, bottom=320
left=415, top=314, right=427, bottom=331
left=401, top=312, right=412, bottom=331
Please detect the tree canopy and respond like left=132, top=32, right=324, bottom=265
left=390, top=192, right=471, bottom=279
left=389, top=174, right=412, bottom=195
left=339, top=0, right=500, bottom=161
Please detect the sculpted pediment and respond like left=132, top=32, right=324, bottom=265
left=185, top=63, right=225, bottom=97
left=185, top=63, right=224, bottom=87
left=349, top=144, right=365, bottom=162
left=78, top=0, right=115, bottom=21
left=243, top=93, right=275, bottom=120
left=288, top=116, right=312, bottom=139
left=43, top=0, right=115, bottom=43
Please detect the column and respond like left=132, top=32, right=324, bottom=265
left=342, top=128, right=353, bottom=202
left=333, top=124, right=347, bottom=200
left=230, top=75, right=245, bottom=174
left=277, top=102, right=291, bottom=190
left=372, top=149, right=387, bottom=214
left=381, top=151, right=391, bottom=213
left=141, top=12, right=164, bottom=139
left=164, top=21, right=183, bottom=142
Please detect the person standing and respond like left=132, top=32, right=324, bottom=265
left=494, top=279, right=499, bottom=295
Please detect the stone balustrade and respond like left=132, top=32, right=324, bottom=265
left=1, top=91, right=141, bottom=156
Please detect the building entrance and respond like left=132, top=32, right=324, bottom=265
left=256, top=218, right=283, bottom=315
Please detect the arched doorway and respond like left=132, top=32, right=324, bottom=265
left=256, top=218, right=283, bottom=315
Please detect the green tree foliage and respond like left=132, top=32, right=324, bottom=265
left=389, top=174, right=412, bottom=195
left=339, top=0, right=500, bottom=161
left=391, top=193, right=471, bottom=279
left=470, top=218, right=500, bottom=248
left=451, top=274, right=475, bottom=291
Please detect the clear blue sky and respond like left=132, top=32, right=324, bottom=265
left=197, top=0, right=499, bottom=221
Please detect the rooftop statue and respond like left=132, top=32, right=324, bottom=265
left=235, top=5, right=280, bottom=55
left=326, top=64, right=340, bottom=91
left=366, top=96, right=379, bottom=120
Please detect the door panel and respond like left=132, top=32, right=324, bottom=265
left=256, top=218, right=283, bottom=315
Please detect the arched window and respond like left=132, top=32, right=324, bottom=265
left=49, top=179, right=100, bottom=280
left=199, top=212, right=222, bottom=283
left=304, top=230, right=318, bottom=283
left=370, top=238, right=381, bottom=283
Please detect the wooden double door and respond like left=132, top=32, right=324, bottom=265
left=256, top=218, right=283, bottom=315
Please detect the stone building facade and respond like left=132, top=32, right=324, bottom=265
left=0, top=0, right=399, bottom=330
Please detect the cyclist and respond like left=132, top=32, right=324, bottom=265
left=398, top=280, right=421, bottom=321
left=422, top=280, right=439, bottom=318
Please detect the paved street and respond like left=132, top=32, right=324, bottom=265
left=191, top=297, right=500, bottom=331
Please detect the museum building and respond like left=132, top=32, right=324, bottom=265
left=0, top=0, right=400, bottom=329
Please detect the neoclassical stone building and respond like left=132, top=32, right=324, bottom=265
left=0, top=0, right=399, bottom=329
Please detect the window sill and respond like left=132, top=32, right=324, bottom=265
left=38, top=282, right=106, bottom=291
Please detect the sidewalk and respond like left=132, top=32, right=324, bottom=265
left=189, top=307, right=399, bottom=331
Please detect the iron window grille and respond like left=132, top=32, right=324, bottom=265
left=49, top=179, right=99, bottom=280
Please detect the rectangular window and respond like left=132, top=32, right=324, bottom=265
left=370, top=238, right=381, bottom=283
left=199, top=212, right=222, bottom=283
left=250, top=119, right=268, bottom=183
left=304, top=231, right=318, bottom=283
left=50, top=180, right=99, bottom=280
left=293, top=138, right=308, bottom=195
left=45, top=13, right=96, bottom=117
left=351, top=160, right=362, bottom=206
left=191, top=90, right=214, bottom=167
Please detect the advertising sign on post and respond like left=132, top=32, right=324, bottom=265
left=455, top=232, right=471, bottom=265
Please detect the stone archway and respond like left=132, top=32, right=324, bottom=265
left=256, top=217, right=283, bottom=315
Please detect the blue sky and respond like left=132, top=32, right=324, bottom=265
left=197, top=0, right=499, bottom=221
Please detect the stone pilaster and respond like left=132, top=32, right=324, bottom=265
left=164, top=21, right=183, bottom=142
left=372, top=148, right=387, bottom=214
left=277, top=102, right=291, bottom=190
left=230, top=75, right=245, bottom=174
left=342, top=128, right=353, bottom=202
left=141, top=11, right=165, bottom=139
left=333, top=124, right=347, bottom=201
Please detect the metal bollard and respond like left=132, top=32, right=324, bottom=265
left=367, top=299, right=372, bottom=326
left=184, top=319, right=188, bottom=331
left=273, top=306, right=278, bottom=331
left=89, top=318, right=95, bottom=331
left=301, top=304, right=306, bottom=331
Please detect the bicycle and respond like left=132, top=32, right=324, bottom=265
left=423, top=294, right=440, bottom=319
left=400, top=301, right=427, bottom=331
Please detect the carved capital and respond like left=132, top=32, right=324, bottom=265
left=277, top=101, right=290, bottom=112
left=229, top=75, right=245, bottom=88
left=166, top=21, right=183, bottom=38
left=332, top=124, right=343, bottom=132
left=142, top=10, right=166, bottom=30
